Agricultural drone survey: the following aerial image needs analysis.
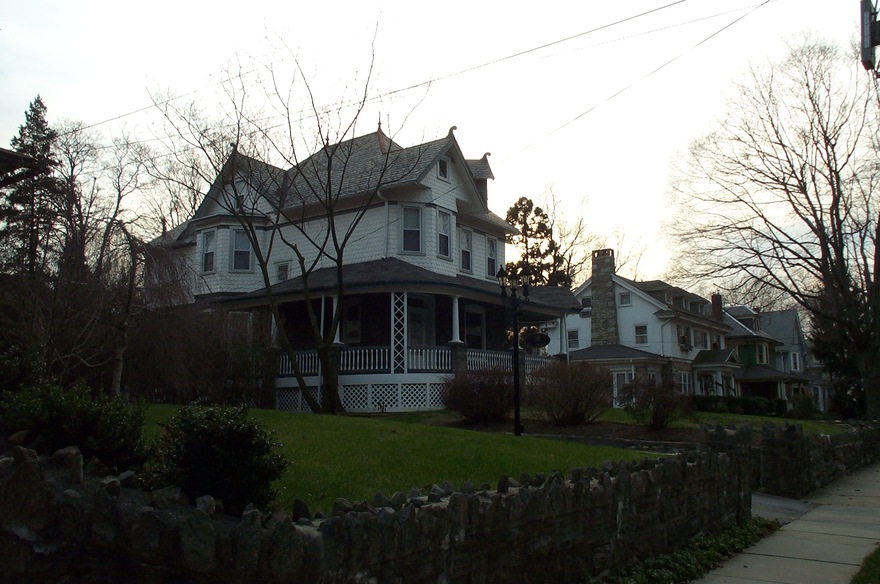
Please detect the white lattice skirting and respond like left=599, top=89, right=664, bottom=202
left=276, top=381, right=447, bottom=413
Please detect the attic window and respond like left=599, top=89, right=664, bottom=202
left=619, top=293, right=632, bottom=306
left=277, top=263, right=289, bottom=282
left=438, top=158, right=450, bottom=181
left=580, top=297, right=592, bottom=318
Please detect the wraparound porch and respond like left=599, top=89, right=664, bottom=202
left=274, top=346, right=555, bottom=412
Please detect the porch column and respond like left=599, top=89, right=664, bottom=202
left=560, top=314, right=568, bottom=358
left=450, top=295, right=462, bottom=344
left=714, top=371, right=722, bottom=396
left=391, top=292, right=407, bottom=374
left=332, top=295, right=341, bottom=344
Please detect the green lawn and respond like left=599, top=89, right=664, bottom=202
left=852, top=545, right=880, bottom=584
left=145, top=404, right=653, bottom=514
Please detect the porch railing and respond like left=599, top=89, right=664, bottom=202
left=465, top=349, right=555, bottom=374
left=341, top=347, right=389, bottom=373
left=278, top=346, right=554, bottom=377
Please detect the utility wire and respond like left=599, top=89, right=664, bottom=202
left=515, top=0, right=776, bottom=155
left=58, top=1, right=690, bottom=142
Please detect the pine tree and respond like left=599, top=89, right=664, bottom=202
left=1, top=96, right=60, bottom=276
left=505, top=196, right=570, bottom=287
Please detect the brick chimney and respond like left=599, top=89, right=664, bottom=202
left=711, top=293, right=723, bottom=321
left=591, top=249, right=619, bottom=345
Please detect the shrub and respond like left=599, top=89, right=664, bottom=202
left=148, top=405, right=288, bottom=514
left=691, top=395, right=772, bottom=416
left=445, top=368, right=512, bottom=424
left=785, top=394, right=815, bottom=420
left=691, top=395, right=725, bottom=413
left=619, top=377, right=694, bottom=431
left=529, top=361, right=611, bottom=425
left=0, top=382, right=147, bottom=470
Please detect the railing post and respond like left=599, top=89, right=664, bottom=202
left=449, top=341, right=467, bottom=375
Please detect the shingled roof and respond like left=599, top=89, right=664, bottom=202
left=221, top=257, right=580, bottom=316
left=285, top=126, right=473, bottom=206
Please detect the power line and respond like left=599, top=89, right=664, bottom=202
left=58, top=2, right=691, bottom=142
left=511, top=0, right=776, bottom=157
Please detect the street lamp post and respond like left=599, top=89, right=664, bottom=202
left=496, top=265, right=529, bottom=436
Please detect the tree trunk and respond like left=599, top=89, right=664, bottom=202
left=319, top=344, right=344, bottom=414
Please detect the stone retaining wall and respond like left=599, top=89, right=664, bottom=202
left=757, top=423, right=880, bottom=498
left=1, top=426, right=753, bottom=584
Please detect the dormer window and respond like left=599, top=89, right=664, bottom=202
left=438, top=158, right=450, bottom=181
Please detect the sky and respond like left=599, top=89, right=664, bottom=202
left=0, top=1, right=862, bottom=280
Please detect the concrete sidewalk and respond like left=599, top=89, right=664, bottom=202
left=697, top=463, right=880, bottom=583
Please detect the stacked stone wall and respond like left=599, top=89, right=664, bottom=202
left=757, top=422, right=880, bottom=498
left=1, top=426, right=752, bottom=584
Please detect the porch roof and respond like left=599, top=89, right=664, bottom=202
left=568, top=344, right=665, bottom=362
left=223, top=257, right=581, bottom=316
left=734, top=365, right=810, bottom=383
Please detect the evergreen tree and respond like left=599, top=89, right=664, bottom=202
left=505, top=196, right=570, bottom=287
left=1, top=96, right=60, bottom=276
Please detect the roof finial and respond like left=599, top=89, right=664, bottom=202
left=448, top=125, right=457, bottom=137
left=378, top=113, right=382, bottom=132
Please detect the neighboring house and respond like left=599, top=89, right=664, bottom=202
left=546, top=249, right=736, bottom=405
left=722, top=306, right=810, bottom=408
left=150, top=126, right=579, bottom=412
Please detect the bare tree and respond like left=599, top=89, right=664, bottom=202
left=668, top=36, right=880, bottom=416
left=151, top=49, right=424, bottom=413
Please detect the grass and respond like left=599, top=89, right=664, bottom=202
left=852, top=545, right=880, bottom=584
left=385, top=406, right=849, bottom=436
left=144, top=404, right=653, bottom=514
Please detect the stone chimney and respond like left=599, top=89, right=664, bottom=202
left=591, top=249, right=619, bottom=345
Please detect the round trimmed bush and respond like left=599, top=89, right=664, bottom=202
left=149, top=405, right=288, bottom=514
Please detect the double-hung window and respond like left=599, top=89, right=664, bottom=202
left=438, top=211, right=451, bottom=258
left=756, top=343, right=768, bottom=365
left=791, top=352, right=801, bottom=371
left=460, top=229, right=472, bottom=272
left=231, top=229, right=252, bottom=271
left=567, top=329, right=580, bottom=350
left=634, top=325, right=648, bottom=345
left=402, top=207, right=422, bottom=253
left=202, top=231, right=215, bottom=273
left=486, top=238, right=497, bottom=277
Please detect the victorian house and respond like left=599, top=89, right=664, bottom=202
left=149, top=126, right=578, bottom=412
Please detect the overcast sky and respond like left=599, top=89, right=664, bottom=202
left=0, top=1, right=861, bottom=279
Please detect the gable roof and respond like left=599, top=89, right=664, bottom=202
left=722, top=310, right=782, bottom=344
left=692, top=348, right=740, bottom=367
left=285, top=126, right=489, bottom=208
left=759, top=309, right=804, bottom=350
left=158, top=126, right=504, bottom=246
